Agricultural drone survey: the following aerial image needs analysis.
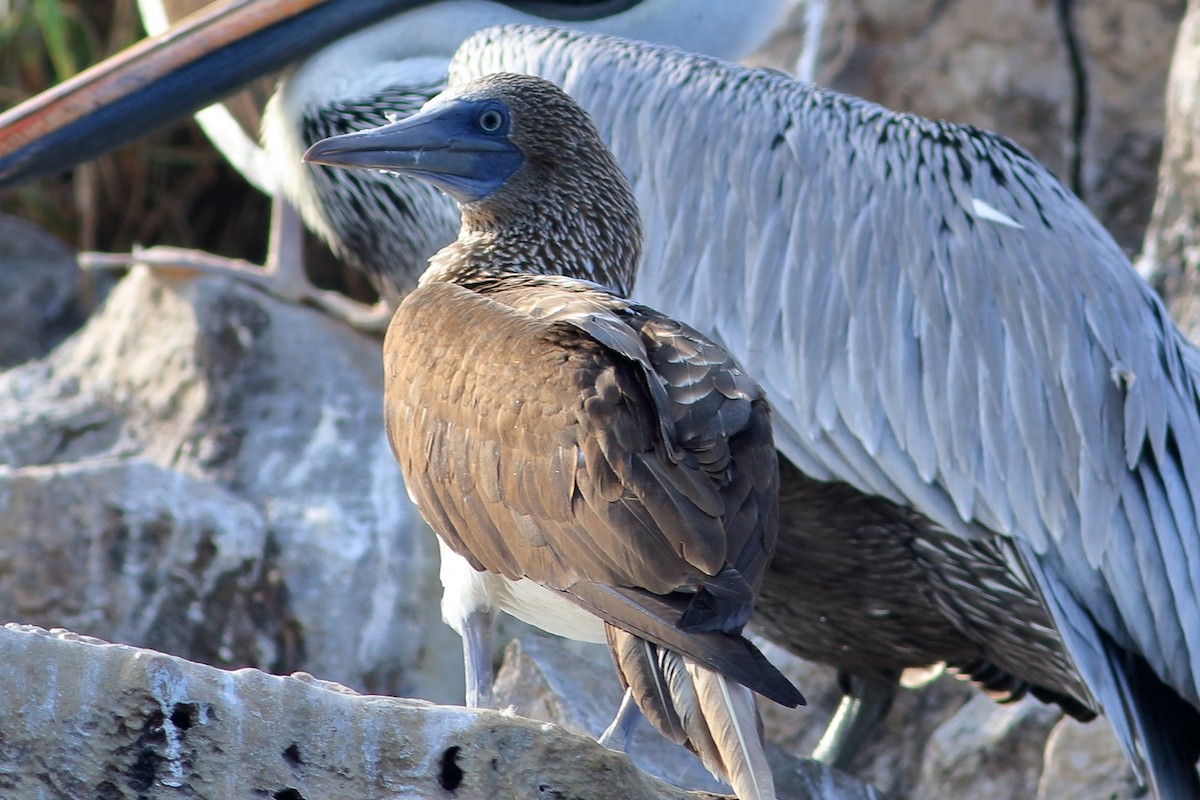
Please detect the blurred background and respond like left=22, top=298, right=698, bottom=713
left=0, top=0, right=270, bottom=259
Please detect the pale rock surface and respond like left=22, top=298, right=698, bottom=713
left=0, top=623, right=731, bottom=800
left=0, top=459, right=278, bottom=669
left=1141, top=0, right=1200, bottom=338
left=492, top=633, right=883, bottom=800
left=911, top=693, right=1062, bottom=799
left=0, top=214, right=106, bottom=367
left=1037, top=714, right=1144, bottom=800
left=0, top=267, right=464, bottom=702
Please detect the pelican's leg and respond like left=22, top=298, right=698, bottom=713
left=462, top=607, right=495, bottom=708
left=79, top=199, right=392, bottom=332
left=597, top=687, right=642, bottom=752
left=811, top=670, right=896, bottom=769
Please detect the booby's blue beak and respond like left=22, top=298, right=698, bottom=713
left=302, top=99, right=524, bottom=203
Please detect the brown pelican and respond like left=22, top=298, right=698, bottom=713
left=441, top=25, right=1200, bottom=798
left=303, top=72, right=805, bottom=800
left=0, top=0, right=787, bottom=328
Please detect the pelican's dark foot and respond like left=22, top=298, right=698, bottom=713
left=811, top=670, right=896, bottom=769
left=462, top=607, right=495, bottom=709
left=78, top=201, right=393, bottom=332
left=597, top=687, right=642, bottom=752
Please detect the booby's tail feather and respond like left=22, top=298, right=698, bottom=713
left=607, top=627, right=687, bottom=743
left=607, top=625, right=776, bottom=800
left=574, top=582, right=804, bottom=708
left=686, top=662, right=775, bottom=800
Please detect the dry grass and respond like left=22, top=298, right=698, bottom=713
left=0, top=0, right=269, bottom=260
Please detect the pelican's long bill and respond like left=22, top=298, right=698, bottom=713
left=0, top=0, right=441, bottom=187
left=0, top=0, right=717, bottom=190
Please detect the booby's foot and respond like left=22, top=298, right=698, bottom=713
left=80, top=245, right=393, bottom=332
left=597, top=688, right=642, bottom=752
left=811, top=670, right=896, bottom=769
left=462, top=608, right=496, bottom=709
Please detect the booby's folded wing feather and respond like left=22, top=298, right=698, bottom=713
left=486, top=276, right=779, bottom=591
left=386, top=278, right=775, bottom=613
left=573, top=582, right=803, bottom=707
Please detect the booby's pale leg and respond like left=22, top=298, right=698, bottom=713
left=812, top=671, right=896, bottom=769
left=597, top=687, right=642, bottom=752
left=79, top=200, right=392, bottom=332
left=462, top=607, right=495, bottom=708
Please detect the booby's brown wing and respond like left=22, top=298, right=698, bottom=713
left=482, top=276, right=779, bottom=616
left=386, top=276, right=776, bottom=598
left=384, top=277, right=793, bottom=701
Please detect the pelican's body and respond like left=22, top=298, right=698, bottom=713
left=101, top=0, right=790, bottom=315
left=304, top=72, right=803, bottom=800
left=442, top=26, right=1200, bottom=796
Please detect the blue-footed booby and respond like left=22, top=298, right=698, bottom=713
left=0, top=0, right=787, bottom=328
left=303, top=72, right=804, bottom=800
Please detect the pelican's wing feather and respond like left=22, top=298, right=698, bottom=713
left=450, top=25, right=1200, bottom=784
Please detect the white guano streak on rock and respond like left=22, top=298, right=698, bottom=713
left=146, top=655, right=191, bottom=788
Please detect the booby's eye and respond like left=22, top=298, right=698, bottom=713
left=478, top=108, right=505, bottom=133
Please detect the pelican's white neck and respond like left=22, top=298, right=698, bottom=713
left=283, top=0, right=788, bottom=118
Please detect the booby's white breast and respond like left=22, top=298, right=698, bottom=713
left=437, top=539, right=607, bottom=644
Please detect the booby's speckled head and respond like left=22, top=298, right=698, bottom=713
left=303, top=72, right=616, bottom=206
left=304, top=72, right=642, bottom=294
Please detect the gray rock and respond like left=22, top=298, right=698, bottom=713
left=0, top=214, right=109, bottom=367
left=0, top=623, right=727, bottom=800
left=1139, top=0, right=1200, bottom=339
left=494, top=634, right=730, bottom=793
left=912, top=693, right=1062, bottom=799
left=0, top=267, right=463, bottom=702
left=0, top=459, right=278, bottom=669
left=1037, top=716, right=1143, bottom=800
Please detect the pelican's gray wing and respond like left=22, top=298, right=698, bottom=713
left=450, top=25, right=1200, bottom=791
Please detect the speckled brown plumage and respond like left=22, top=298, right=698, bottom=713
left=755, top=458, right=1096, bottom=722
left=418, top=73, right=641, bottom=296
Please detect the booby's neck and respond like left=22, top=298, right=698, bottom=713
left=421, top=167, right=642, bottom=296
